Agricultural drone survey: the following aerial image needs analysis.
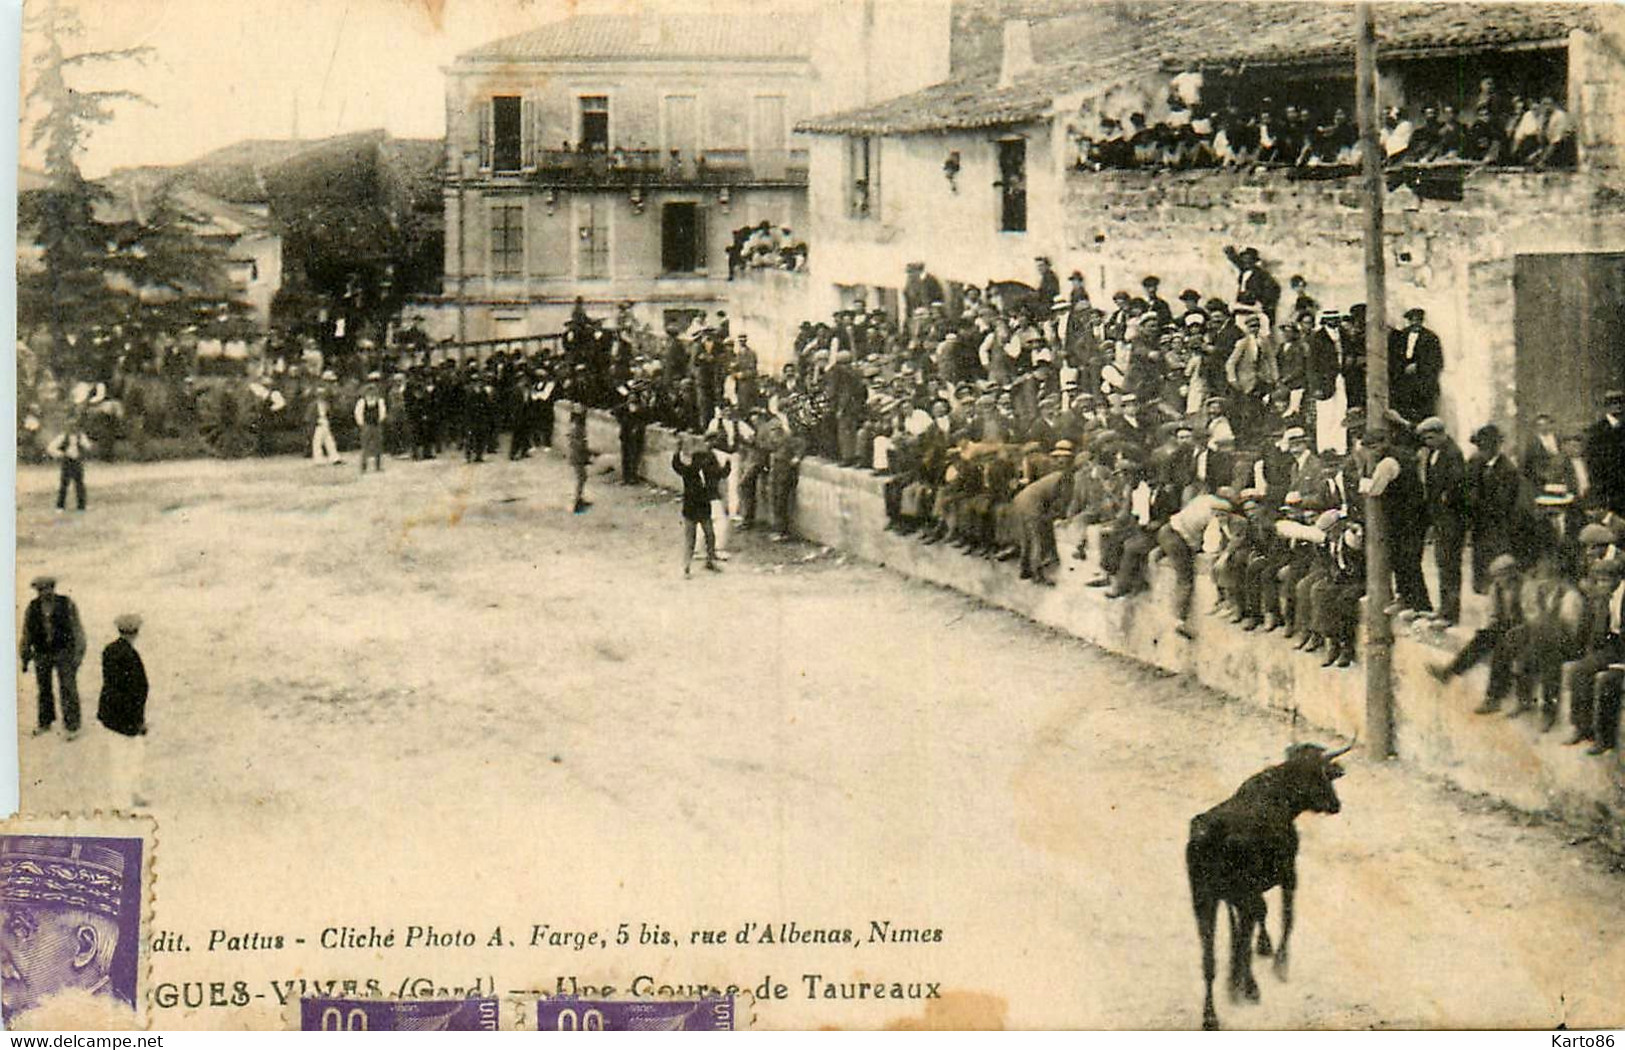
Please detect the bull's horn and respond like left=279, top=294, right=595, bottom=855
left=1325, top=733, right=1358, bottom=760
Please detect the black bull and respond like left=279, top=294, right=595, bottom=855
left=1186, top=741, right=1352, bottom=1030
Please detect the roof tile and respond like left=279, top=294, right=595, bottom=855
left=798, top=1, right=1607, bottom=136
left=458, top=13, right=815, bottom=64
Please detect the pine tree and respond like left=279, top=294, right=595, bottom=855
left=21, top=0, right=154, bottom=382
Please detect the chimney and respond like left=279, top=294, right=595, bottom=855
left=997, top=19, right=1034, bottom=90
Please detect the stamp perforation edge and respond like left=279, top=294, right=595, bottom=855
left=1, top=810, right=159, bottom=1031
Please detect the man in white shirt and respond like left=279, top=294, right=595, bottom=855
left=1159, top=493, right=1234, bottom=637
left=47, top=415, right=94, bottom=513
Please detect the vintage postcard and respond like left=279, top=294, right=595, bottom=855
left=10, top=0, right=1625, bottom=1032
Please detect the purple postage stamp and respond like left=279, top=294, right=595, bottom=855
left=535, top=996, right=735, bottom=1031
left=301, top=997, right=500, bottom=1031
left=1, top=834, right=144, bottom=1027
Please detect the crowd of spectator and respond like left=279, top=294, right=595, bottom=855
left=1069, top=75, right=1576, bottom=173
left=27, top=244, right=1623, bottom=754
left=728, top=220, right=809, bottom=277
left=544, top=245, right=1623, bottom=756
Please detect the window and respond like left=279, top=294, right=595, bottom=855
left=997, top=138, right=1027, bottom=232
left=661, top=202, right=707, bottom=274
left=490, top=203, right=524, bottom=278
left=492, top=96, right=523, bottom=172
left=579, top=96, right=610, bottom=151
left=847, top=136, right=878, bottom=219
left=577, top=202, right=609, bottom=279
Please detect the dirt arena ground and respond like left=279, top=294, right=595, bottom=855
left=14, top=447, right=1625, bottom=1029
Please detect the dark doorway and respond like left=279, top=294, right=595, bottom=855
left=580, top=96, right=610, bottom=151
left=662, top=203, right=706, bottom=273
left=998, top=139, right=1027, bottom=233
left=1514, top=252, right=1625, bottom=440
left=493, top=96, right=523, bottom=173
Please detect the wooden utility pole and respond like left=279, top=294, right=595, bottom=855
left=1356, top=3, right=1395, bottom=757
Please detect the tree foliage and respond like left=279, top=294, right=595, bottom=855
left=21, top=0, right=251, bottom=382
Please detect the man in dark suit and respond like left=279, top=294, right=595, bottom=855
left=98, top=613, right=149, bottom=807
left=1519, top=412, right=1565, bottom=489
left=1466, top=423, right=1522, bottom=591
left=1388, top=307, right=1445, bottom=424
left=1341, top=305, right=1369, bottom=412
left=1417, top=417, right=1468, bottom=624
left=1223, top=245, right=1281, bottom=323
left=1035, top=256, right=1061, bottom=314
left=18, top=576, right=86, bottom=738
left=1141, top=275, right=1173, bottom=327
left=1585, top=389, right=1625, bottom=515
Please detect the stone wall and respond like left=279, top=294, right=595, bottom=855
left=560, top=401, right=1624, bottom=844
left=726, top=269, right=829, bottom=375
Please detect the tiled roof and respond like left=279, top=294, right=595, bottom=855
left=797, top=1, right=1608, bottom=136
left=1180, top=1, right=1603, bottom=67
left=457, top=13, right=815, bottom=64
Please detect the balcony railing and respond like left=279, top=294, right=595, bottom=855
left=519, top=148, right=808, bottom=186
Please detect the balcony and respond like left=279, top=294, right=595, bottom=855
left=519, top=148, right=809, bottom=188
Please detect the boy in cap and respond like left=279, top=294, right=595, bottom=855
left=354, top=379, right=387, bottom=473
left=19, top=576, right=86, bottom=738
left=672, top=434, right=724, bottom=576
left=99, top=614, right=149, bottom=807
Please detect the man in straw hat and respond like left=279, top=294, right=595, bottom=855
left=19, top=576, right=86, bottom=739
left=98, top=614, right=149, bottom=808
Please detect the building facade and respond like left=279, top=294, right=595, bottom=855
left=440, top=13, right=825, bottom=341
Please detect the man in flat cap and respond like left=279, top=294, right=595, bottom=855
left=1465, top=422, right=1520, bottom=592
left=0, top=836, right=135, bottom=1024
left=19, top=577, right=86, bottom=739
left=1388, top=306, right=1444, bottom=423
left=1417, top=417, right=1467, bottom=625
left=99, top=615, right=149, bottom=808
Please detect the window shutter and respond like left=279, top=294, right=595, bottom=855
left=477, top=99, right=493, bottom=171
left=697, top=205, right=710, bottom=272
left=868, top=138, right=881, bottom=221
left=521, top=97, right=538, bottom=169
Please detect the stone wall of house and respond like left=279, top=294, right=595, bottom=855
left=1060, top=167, right=1625, bottom=443
left=726, top=269, right=831, bottom=375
